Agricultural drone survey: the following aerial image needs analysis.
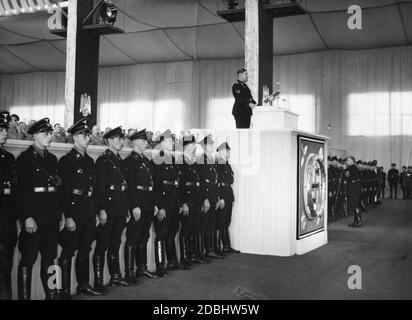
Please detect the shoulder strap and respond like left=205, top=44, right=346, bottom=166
left=106, top=154, right=126, bottom=183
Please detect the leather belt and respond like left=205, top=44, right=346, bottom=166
left=137, top=185, right=153, bottom=191
left=0, top=188, right=11, bottom=195
left=186, top=182, right=200, bottom=187
left=34, top=186, right=57, bottom=193
left=163, top=180, right=178, bottom=186
left=218, top=182, right=231, bottom=187
left=109, top=185, right=127, bottom=192
left=72, top=189, right=93, bottom=197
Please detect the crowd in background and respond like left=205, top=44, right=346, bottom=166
left=328, top=156, right=412, bottom=222
left=4, top=113, right=165, bottom=148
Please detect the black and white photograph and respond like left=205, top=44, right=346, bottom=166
left=1, top=0, right=412, bottom=308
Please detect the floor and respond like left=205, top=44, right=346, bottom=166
left=78, top=199, right=412, bottom=300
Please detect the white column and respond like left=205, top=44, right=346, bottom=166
left=64, top=0, right=77, bottom=129
left=245, top=0, right=259, bottom=104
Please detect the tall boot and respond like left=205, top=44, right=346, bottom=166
left=171, top=237, right=183, bottom=269
left=107, top=254, right=128, bottom=287
left=58, top=257, right=72, bottom=300
left=222, top=228, right=240, bottom=253
left=189, top=236, right=202, bottom=265
left=124, top=244, right=138, bottom=285
left=0, top=249, right=7, bottom=300
left=179, top=237, right=192, bottom=270
left=348, top=209, right=362, bottom=228
left=356, top=209, right=363, bottom=227
left=135, top=243, right=157, bottom=279
left=154, top=240, right=167, bottom=277
left=360, top=199, right=367, bottom=212
left=214, top=230, right=224, bottom=257
left=4, top=267, right=12, bottom=300
left=347, top=211, right=357, bottom=227
left=198, top=233, right=211, bottom=264
left=185, top=237, right=193, bottom=268
left=166, top=238, right=181, bottom=270
left=17, top=265, right=32, bottom=300
left=93, top=254, right=106, bottom=294
left=221, top=228, right=229, bottom=252
left=76, top=255, right=102, bottom=296
left=0, top=274, right=6, bottom=300
left=205, top=232, right=220, bottom=259
left=40, top=261, right=59, bottom=300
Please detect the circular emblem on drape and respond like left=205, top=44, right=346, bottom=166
left=303, top=150, right=326, bottom=222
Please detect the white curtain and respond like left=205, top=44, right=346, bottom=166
left=97, top=61, right=199, bottom=134
left=1, top=45, right=412, bottom=166
left=0, top=71, right=66, bottom=125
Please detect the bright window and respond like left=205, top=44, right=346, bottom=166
left=348, top=92, right=412, bottom=136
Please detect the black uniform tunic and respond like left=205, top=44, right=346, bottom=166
left=231, top=80, right=256, bottom=128
left=388, top=168, right=399, bottom=197
left=58, top=148, right=97, bottom=258
left=16, top=145, right=60, bottom=267
left=124, top=151, right=156, bottom=245
left=179, top=159, right=202, bottom=237
left=94, top=149, right=128, bottom=256
left=0, top=148, right=17, bottom=278
left=152, top=152, right=180, bottom=241
left=216, top=159, right=235, bottom=230
left=197, top=154, right=218, bottom=234
left=345, top=164, right=361, bottom=215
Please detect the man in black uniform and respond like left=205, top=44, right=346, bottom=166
left=58, top=118, right=102, bottom=298
left=152, top=129, right=181, bottom=276
left=328, top=157, right=340, bottom=217
left=216, top=142, right=239, bottom=254
left=0, top=111, right=17, bottom=300
left=178, top=134, right=202, bottom=268
left=371, top=160, right=381, bottom=205
left=388, top=163, right=399, bottom=199
left=94, top=127, right=129, bottom=292
left=379, top=166, right=386, bottom=200
left=124, top=129, right=158, bottom=284
left=405, top=167, right=412, bottom=199
left=400, top=166, right=407, bottom=199
left=16, top=118, right=61, bottom=300
left=198, top=135, right=222, bottom=259
left=345, top=156, right=362, bottom=228
left=232, top=68, right=256, bottom=129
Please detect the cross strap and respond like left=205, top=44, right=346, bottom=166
left=106, top=154, right=126, bottom=183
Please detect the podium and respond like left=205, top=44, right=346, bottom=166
left=252, top=106, right=298, bottom=130
left=199, top=128, right=330, bottom=257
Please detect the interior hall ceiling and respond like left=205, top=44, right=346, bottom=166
left=0, top=0, right=412, bottom=74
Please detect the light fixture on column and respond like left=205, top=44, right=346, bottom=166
left=226, top=0, right=239, bottom=10
left=99, top=0, right=117, bottom=25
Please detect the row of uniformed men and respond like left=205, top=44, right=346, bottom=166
left=0, top=111, right=238, bottom=300
left=327, top=157, right=383, bottom=220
